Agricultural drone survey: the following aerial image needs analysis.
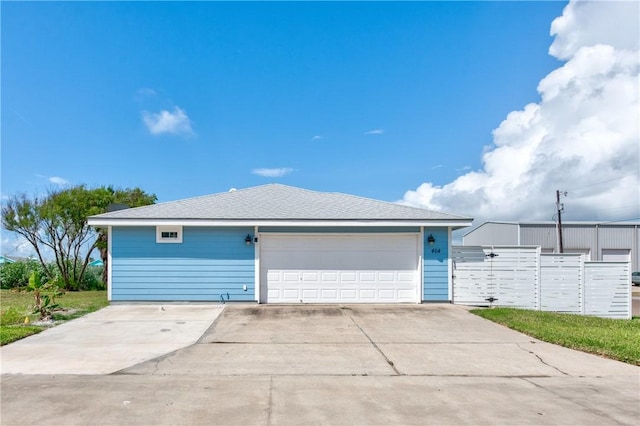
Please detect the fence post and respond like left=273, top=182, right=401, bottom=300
left=627, top=262, right=632, bottom=319
left=536, top=246, right=541, bottom=311
left=580, top=255, right=585, bottom=315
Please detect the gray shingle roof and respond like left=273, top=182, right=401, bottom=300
left=89, top=184, right=471, bottom=222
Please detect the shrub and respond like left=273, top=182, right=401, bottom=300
left=79, top=266, right=106, bottom=291
left=0, top=260, right=47, bottom=289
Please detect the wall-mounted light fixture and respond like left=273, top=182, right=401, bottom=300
left=427, top=234, right=436, bottom=245
left=245, top=234, right=253, bottom=246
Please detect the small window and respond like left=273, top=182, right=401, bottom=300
left=156, top=226, right=183, bottom=243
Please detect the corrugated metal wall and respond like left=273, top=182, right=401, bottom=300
left=519, top=224, right=557, bottom=248
left=463, top=222, right=518, bottom=246
left=466, top=223, right=639, bottom=272
left=598, top=226, right=634, bottom=249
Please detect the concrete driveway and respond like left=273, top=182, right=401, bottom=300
left=2, top=304, right=639, bottom=425
left=0, top=304, right=224, bottom=374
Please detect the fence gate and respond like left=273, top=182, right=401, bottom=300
left=452, top=246, right=539, bottom=308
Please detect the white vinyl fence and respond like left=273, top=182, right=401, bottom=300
left=452, top=246, right=631, bottom=319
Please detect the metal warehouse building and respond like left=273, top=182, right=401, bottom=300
left=462, top=221, right=640, bottom=272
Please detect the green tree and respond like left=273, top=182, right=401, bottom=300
left=1, top=185, right=156, bottom=290
left=95, top=187, right=157, bottom=283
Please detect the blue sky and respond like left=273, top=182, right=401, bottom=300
left=2, top=1, right=565, bottom=200
left=2, top=0, right=639, bottom=242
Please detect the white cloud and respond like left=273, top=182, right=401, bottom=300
left=36, top=174, right=69, bottom=186
left=137, top=87, right=157, bottom=97
left=364, top=129, right=384, bottom=135
left=134, top=87, right=158, bottom=103
left=48, top=176, right=69, bottom=186
left=252, top=168, right=294, bottom=178
left=549, top=0, right=639, bottom=60
left=311, top=135, right=323, bottom=141
left=142, top=106, right=194, bottom=136
left=402, top=0, right=640, bottom=223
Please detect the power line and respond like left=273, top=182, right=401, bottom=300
left=567, top=172, right=639, bottom=193
left=595, top=217, right=640, bottom=224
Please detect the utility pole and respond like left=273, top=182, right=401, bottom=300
left=556, top=190, right=567, bottom=253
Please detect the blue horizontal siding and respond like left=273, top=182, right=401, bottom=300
left=111, top=226, right=255, bottom=302
left=423, top=228, right=449, bottom=302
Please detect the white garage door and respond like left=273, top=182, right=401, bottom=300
left=602, top=249, right=630, bottom=262
left=260, top=234, right=419, bottom=303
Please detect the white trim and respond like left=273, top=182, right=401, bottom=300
left=107, top=226, right=112, bottom=301
left=627, top=264, right=632, bottom=319
left=536, top=246, right=542, bottom=311
left=419, top=227, right=424, bottom=303
left=447, top=227, right=453, bottom=302
left=88, top=218, right=473, bottom=228
left=254, top=225, right=260, bottom=303
left=156, top=225, right=183, bottom=243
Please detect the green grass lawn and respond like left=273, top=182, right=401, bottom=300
left=0, top=289, right=108, bottom=345
left=471, top=308, right=640, bottom=365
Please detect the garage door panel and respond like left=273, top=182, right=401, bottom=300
left=281, top=272, right=298, bottom=281
left=340, top=272, right=357, bottom=281
left=378, top=272, right=395, bottom=282
left=340, top=289, right=357, bottom=299
left=359, top=272, right=376, bottom=281
left=302, top=289, right=318, bottom=299
left=398, top=289, right=417, bottom=299
left=321, top=272, right=338, bottom=282
left=283, top=289, right=299, bottom=299
left=359, top=289, right=376, bottom=299
left=321, top=289, right=338, bottom=300
left=397, top=272, right=416, bottom=281
left=301, top=272, right=318, bottom=281
left=261, top=234, right=419, bottom=303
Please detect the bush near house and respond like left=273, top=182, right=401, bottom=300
left=0, top=260, right=105, bottom=291
left=472, top=308, right=640, bottom=366
left=0, top=289, right=108, bottom=345
left=0, top=260, right=48, bottom=289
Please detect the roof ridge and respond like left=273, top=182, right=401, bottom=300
left=322, top=188, right=470, bottom=219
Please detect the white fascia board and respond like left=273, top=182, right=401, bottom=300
left=87, top=218, right=473, bottom=228
left=107, top=226, right=112, bottom=301
left=447, top=227, right=453, bottom=302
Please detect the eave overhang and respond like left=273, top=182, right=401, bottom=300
left=87, top=218, right=473, bottom=230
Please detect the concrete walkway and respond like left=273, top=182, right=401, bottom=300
left=0, top=304, right=223, bottom=374
left=1, top=304, right=638, bottom=425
